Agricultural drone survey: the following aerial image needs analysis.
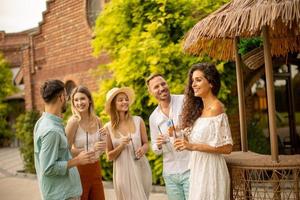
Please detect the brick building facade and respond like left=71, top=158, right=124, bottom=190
left=11, top=0, right=109, bottom=111
left=0, top=29, right=34, bottom=96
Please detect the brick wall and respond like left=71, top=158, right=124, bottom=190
left=23, top=0, right=109, bottom=111
left=0, top=31, right=31, bottom=68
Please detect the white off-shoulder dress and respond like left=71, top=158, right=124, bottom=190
left=188, top=113, right=233, bottom=200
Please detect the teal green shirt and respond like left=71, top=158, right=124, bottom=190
left=34, top=112, right=82, bottom=200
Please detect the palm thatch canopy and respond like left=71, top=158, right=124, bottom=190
left=184, top=0, right=300, bottom=60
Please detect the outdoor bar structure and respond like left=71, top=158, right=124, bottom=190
left=184, top=0, right=300, bottom=199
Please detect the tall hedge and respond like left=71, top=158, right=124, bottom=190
left=15, top=111, right=40, bottom=173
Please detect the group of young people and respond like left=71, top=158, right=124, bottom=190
left=33, top=62, right=233, bottom=200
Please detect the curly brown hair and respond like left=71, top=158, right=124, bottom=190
left=181, top=63, right=221, bottom=129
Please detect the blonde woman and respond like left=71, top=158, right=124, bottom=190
left=66, top=85, right=106, bottom=200
left=105, top=87, right=152, bottom=200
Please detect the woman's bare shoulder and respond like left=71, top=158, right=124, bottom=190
left=67, top=116, right=79, bottom=127
left=210, top=100, right=225, bottom=116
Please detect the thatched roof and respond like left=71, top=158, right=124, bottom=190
left=184, top=0, right=300, bottom=60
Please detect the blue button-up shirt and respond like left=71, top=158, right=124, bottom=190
left=34, top=112, right=82, bottom=200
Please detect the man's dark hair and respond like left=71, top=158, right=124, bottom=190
left=40, top=80, right=65, bottom=103
left=146, top=73, right=164, bottom=86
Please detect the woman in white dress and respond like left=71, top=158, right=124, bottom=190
left=174, top=63, right=233, bottom=200
left=105, top=87, right=152, bottom=200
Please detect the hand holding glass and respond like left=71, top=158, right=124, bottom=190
left=174, top=136, right=189, bottom=151
left=98, top=127, right=107, bottom=141
left=120, top=135, right=130, bottom=146
left=128, top=134, right=140, bottom=160
left=158, top=125, right=170, bottom=143
left=94, top=127, right=107, bottom=156
left=135, top=147, right=144, bottom=159
left=77, top=150, right=96, bottom=165
left=84, top=143, right=97, bottom=162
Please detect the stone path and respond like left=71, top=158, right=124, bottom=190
left=0, top=148, right=167, bottom=200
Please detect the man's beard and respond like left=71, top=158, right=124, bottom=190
left=61, top=102, right=67, bottom=113
left=158, top=89, right=170, bottom=101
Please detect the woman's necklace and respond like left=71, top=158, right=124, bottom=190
left=80, top=117, right=96, bottom=133
left=203, top=100, right=216, bottom=112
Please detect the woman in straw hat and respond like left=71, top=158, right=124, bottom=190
left=105, top=87, right=152, bottom=200
left=174, top=63, right=233, bottom=200
left=66, top=85, right=106, bottom=200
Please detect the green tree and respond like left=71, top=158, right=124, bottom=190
left=92, top=0, right=231, bottom=184
left=0, top=53, right=16, bottom=144
left=15, top=111, right=40, bottom=173
left=93, top=0, right=230, bottom=121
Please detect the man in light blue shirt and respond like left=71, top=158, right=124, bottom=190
left=34, top=80, right=95, bottom=200
left=147, top=74, right=190, bottom=200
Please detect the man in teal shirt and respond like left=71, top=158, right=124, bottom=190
left=34, top=80, right=95, bottom=200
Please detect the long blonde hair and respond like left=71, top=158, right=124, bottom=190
left=70, top=85, right=97, bottom=122
left=109, top=93, right=135, bottom=136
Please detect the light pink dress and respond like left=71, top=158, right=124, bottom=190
left=106, top=116, right=152, bottom=200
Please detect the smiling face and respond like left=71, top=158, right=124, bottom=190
left=148, top=76, right=170, bottom=101
left=192, top=70, right=212, bottom=98
left=114, top=92, right=130, bottom=112
left=73, top=92, right=91, bottom=114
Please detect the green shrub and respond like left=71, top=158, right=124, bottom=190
left=0, top=103, right=13, bottom=146
left=147, top=150, right=164, bottom=185
left=247, top=115, right=271, bottom=155
left=0, top=53, right=16, bottom=146
left=238, top=37, right=262, bottom=55
left=99, top=154, right=113, bottom=181
left=63, top=102, right=73, bottom=125
left=15, top=110, right=40, bottom=173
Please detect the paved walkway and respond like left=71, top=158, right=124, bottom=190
left=0, top=148, right=167, bottom=200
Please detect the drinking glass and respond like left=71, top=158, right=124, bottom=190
left=129, top=134, right=139, bottom=160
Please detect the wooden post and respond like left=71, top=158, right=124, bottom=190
left=262, top=26, right=279, bottom=163
left=234, top=37, right=248, bottom=152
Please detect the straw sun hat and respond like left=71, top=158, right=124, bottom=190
left=105, top=87, right=135, bottom=114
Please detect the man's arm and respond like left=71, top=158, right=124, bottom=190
left=39, top=130, right=69, bottom=176
left=67, top=151, right=94, bottom=169
left=40, top=130, right=93, bottom=176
